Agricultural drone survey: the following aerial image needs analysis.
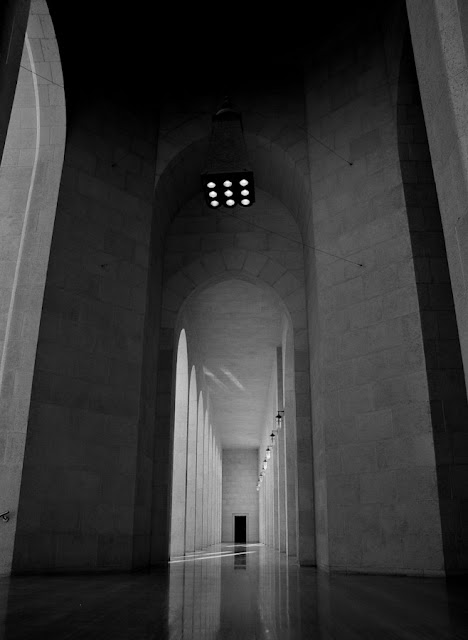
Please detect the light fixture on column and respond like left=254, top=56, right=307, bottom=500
left=265, top=447, right=271, bottom=461
left=263, top=459, right=268, bottom=471
left=275, top=410, right=284, bottom=430
left=201, top=98, right=255, bottom=209
left=270, top=431, right=276, bottom=446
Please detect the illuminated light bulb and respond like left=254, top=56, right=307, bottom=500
left=209, top=191, right=217, bottom=198
left=207, top=182, right=216, bottom=189
left=239, top=179, right=249, bottom=186
left=223, top=180, right=232, bottom=187
left=210, top=200, right=219, bottom=207
left=226, top=199, right=235, bottom=206
left=241, top=189, right=249, bottom=196
left=241, top=199, right=250, bottom=206
left=224, top=190, right=233, bottom=197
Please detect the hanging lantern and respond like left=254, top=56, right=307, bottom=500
left=276, top=410, right=284, bottom=430
left=201, top=98, right=255, bottom=209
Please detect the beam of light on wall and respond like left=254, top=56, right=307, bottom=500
left=220, top=367, right=245, bottom=391
left=203, top=366, right=229, bottom=391
left=169, top=551, right=257, bottom=564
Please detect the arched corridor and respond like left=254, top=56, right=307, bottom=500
left=168, top=276, right=302, bottom=560
left=2, top=0, right=468, bottom=637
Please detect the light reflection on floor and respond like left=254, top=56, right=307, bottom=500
left=0, top=544, right=467, bottom=639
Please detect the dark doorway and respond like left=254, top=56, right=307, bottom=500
left=234, top=516, right=246, bottom=543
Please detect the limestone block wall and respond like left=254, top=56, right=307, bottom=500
left=222, top=449, right=259, bottom=542
left=304, top=16, right=445, bottom=574
left=13, top=100, right=157, bottom=572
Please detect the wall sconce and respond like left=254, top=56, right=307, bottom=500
left=201, top=98, right=255, bottom=209
left=270, top=431, right=276, bottom=446
left=263, top=459, right=268, bottom=471
left=266, top=447, right=271, bottom=461
left=276, top=410, right=284, bottom=430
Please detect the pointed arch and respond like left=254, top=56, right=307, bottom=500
left=169, top=329, right=189, bottom=557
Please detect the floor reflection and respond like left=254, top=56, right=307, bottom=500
left=233, top=545, right=247, bottom=569
left=0, top=545, right=467, bottom=639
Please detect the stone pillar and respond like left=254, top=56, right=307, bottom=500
left=272, top=444, right=279, bottom=550
left=209, top=430, right=214, bottom=546
left=278, top=427, right=287, bottom=553
left=218, top=448, right=222, bottom=543
left=264, top=473, right=269, bottom=546
left=195, top=398, right=204, bottom=550
left=217, top=446, right=221, bottom=543
left=276, top=347, right=287, bottom=553
left=184, top=371, right=197, bottom=553
left=207, top=425, right=212, bottom=547
left=259, top=469, right=264, bottom=543
left=407, top=0, right=468, bottom=574
left=202, top=415, right=209, bottom=548
left=268, top=467, right=275, bottom=548
left=284, top=387, right=299, bottom=559
left=406, top=0, right=468, bottom=389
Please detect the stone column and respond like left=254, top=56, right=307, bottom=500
left=184, top=372, right=197, bottom=553
left=202, top=416, right=209, bottom=549
left=278, top=426, right=287, bottom=553
left=207, top=430, right=211, bottom=548
left=406, top=0, right=468, bottom=389
left=272, top=444, right=280, bottom=550
left=284, top=388, right=299, bottom=559
left=195, top=399, right=204, bottom=550
left=209, top=430, right=214, bottom=546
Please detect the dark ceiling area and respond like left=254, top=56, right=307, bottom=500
left=46, top=1, right=385, bottom=115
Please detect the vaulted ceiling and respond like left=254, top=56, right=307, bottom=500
left=184, top=279, right=284, bottom=449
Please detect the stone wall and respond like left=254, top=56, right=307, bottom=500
left=304, top=14, right=445, bottom=574
left=222, top=449, right=259, bottom=542
left=13, top=100, right=157, bottom=572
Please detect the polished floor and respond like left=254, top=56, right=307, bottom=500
left=1, top=545, right=467, bottom=639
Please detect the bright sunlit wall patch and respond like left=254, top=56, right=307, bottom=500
left=202, top=98, right=255, bottom=209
